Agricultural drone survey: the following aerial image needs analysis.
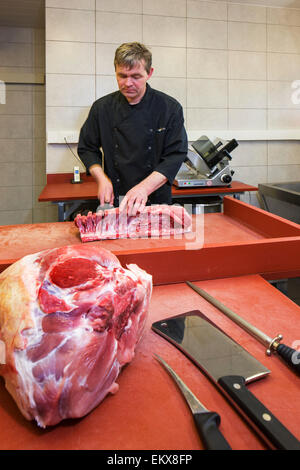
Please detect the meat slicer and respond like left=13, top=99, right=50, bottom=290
left=174, top=135, right=238, bottom=188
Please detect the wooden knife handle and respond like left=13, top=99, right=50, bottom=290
left=218, top=375, right=300, bottom=450
left=193, top=411, right=232, bottom=450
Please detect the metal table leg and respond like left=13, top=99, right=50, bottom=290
left=57, top=202, right=65, bottom=222
left=54, top=200, right=96, bottom=222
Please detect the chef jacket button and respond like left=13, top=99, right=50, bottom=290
left=148, top=146, right=152, bottom=150
left=116, top=178, right=120, bottom=183
left=115, top=144, right=118, bottom=148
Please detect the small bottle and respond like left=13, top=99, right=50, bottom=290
left=73, top=166, right=80, bottom=183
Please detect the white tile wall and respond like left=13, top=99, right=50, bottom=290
left=96, top=75, right=118, bottom=99
left=187, top=48, right=226, bottom=79
left=143, top=15, right=186, bottom=47
left=46, top=143, right=84, bottom=173
left=0, top=26, right=33, bottom=43
left=267, top=6, right=300, bottom=26
left=187, top=18, right=227, bottom=49
left=45, top=0, right=300, bottom=206
left=268, top=24, right=300, bottom=53
left=143, top=0, right=186, bottom=17
left=150, top=46, right=186, bottom=78
left=149, top=77, right=187, bottom=107
left=228, top=3, right=267, bottom=23
left=229, top=80, right=267, bottom=108
left=0, top=43, right=33, bottom=67
left=229, top=51, right=267, bottom=80
left=232, top=141, right=267, bottom=166
left=46, top=0, right=95, bottom=9
left=268, top=81, right=300, bottom=108
left=96, top=0, right=142, bottom=14
left=228, top=21, right=267, bottom=51
left=187, top=78, right=227, bottom=108
left=96, top=12, right=142, bottom=43
left=268, top=109, right=300, bottom=129
left=46, top=9, right=95, bottom=42
left=187, top=0, right=227, bottom=20
left=96, top=43, right=117, bottom=75
left=229, top=109, right=267, bottom=130
left=46, top=106, right=90, bottom=131
left=187, top=108, right=227, bottom=130
left=46, top=74, right=95, bottom=107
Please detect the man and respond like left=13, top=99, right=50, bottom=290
left=77, top=42, right=188, bottom=215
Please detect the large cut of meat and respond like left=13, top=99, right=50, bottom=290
left=75, top=204, right=192, bottom=242
left=0, top=244, right=152, bottom=428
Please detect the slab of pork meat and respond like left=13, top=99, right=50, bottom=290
left=0, top=244, right=152, bottom=427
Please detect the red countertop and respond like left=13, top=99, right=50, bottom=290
left=0, top=274, right=299, bottom=450
left=38, top=175, right=257, bottom=202
left=1, top=197, right=300, bottom=282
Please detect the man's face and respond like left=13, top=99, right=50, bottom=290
left=115, top=60, right=153, bottom=104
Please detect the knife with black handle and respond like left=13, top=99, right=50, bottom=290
left=152, top=312, right=300, bottom=450
left=155, top=354, right=232, bottom=450
left=186, top=281, right=300, bottom=375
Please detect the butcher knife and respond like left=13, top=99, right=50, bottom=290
left=186, top=281, right=300, bottom=375
left=152, top=311, right=300, bottom=450
left=96, top=203, right=113, bottom=212
left=154, top=354, right=232, bottom=450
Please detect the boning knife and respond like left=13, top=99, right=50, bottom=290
left=96, top=203, right=114, bottom=212
left=186, top=281, right=300, bottom=375
left=154, top=354, right=232, bottom=450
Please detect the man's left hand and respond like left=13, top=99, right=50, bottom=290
left=119, top=171, right=168, bottom=216
left=119, top=183, right=148, bottom=216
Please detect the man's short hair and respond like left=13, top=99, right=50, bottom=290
left=114, top=42, right=152, bottom=74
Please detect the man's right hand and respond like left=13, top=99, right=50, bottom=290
left=89, top=164, right=114, bottom=206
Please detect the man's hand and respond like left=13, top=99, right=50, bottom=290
left=119, top=183, right=148, bottom=216
left=97, top=175, right=114, bottom=206
left=120, top=171, right=167, bottom=216
left=89, top=164, right=114, bottom=206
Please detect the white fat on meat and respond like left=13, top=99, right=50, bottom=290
left=0, top=244, right=152, bottom=427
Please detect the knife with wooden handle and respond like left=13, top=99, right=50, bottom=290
left=155, top=354, right=232, bottom=450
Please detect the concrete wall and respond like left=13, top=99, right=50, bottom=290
left=0, top=26, right=53, bottom=225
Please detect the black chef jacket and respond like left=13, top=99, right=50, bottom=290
left=77, top=84, right=188, bottom=205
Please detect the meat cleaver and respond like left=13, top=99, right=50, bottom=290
left=152, top=310, right=300, bottom=450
